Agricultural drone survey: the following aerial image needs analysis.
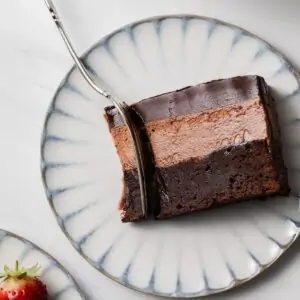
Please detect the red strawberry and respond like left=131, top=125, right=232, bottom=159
left=0, top=261, right=48, bottom=300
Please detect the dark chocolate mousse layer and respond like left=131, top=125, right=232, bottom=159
left=105, top=76, right=289, bottom=222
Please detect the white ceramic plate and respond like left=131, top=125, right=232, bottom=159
left=0, top=229, right=85, bottom=299
left=41, top=15, right=300, bottom=298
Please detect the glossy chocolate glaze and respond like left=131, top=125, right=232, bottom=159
left=105, top=76, right=263, bottom=126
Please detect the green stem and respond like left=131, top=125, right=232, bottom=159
left=15, top=261, right=19, bottom=273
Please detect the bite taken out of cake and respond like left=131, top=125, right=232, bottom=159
left=104, top=75, right=289, bottom=222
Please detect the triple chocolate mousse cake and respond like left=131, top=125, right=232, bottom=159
left=104, top=75, right=289, bottom=222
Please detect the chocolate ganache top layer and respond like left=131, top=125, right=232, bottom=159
left=105, top=76, right=264, bottom=127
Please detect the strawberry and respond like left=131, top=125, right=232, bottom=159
left=0, top=261, right=48, bottom=300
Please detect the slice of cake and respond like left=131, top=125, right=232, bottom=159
left=105, top=75, right=289, bottom=222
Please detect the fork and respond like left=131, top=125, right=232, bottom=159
left=43, top=0, right=148, bottom=217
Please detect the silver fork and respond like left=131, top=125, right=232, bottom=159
left=43, top=0, right=148, bottom=217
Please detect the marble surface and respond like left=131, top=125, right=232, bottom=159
left=0, top=0, right=300, bottom=299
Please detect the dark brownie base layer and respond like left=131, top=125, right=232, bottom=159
left=121, top=139, right=289, bottom=222
left=157, top=139, right=289, bottom=219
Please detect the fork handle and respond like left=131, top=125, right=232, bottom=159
left=43, top=0, right=148, bottom=217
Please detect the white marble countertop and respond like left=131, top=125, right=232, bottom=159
left=0, top=0, right=300, bottom=299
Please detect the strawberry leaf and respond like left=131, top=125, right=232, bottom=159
left=27, top=263, right=41, bottom=277
left=0, top=261, right=42, bottom=280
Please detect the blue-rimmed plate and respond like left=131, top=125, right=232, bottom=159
left=0, top=229, right=85, bottom=299
left=41, top=15, right=300, bottom=298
